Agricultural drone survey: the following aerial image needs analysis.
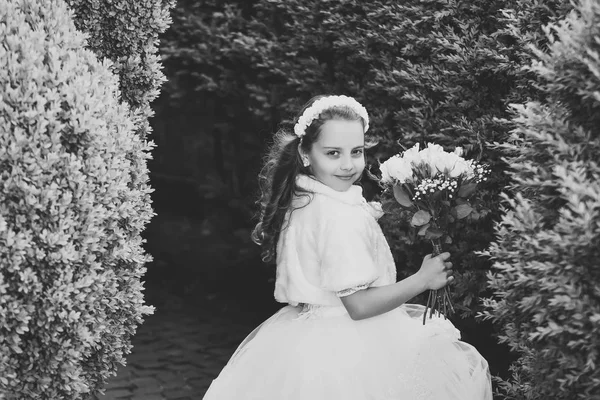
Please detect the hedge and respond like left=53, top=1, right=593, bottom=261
left=66, top=0, right=176, bottom=140
left=480, top=0, right=600, bottom=397
left=0, top=0, right=156, bottom=397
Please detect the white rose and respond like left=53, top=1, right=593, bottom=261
left=449, top=159, right=475, bottom=178
left=391, top=157, right=414, bottom=183
left=379, top=159, right=393, bottom=183
left=380, top=156, right=414, bottom=183
left=419, top=143, right=448, bottom=175
left=401, top=143, right=421, bottom=167
left=424, top=143, right=445, bottom=153
left=444, top=153, right=462, bottom=174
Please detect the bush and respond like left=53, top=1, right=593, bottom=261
left=160, top=0, right=573, bottom=318
left=66, top=0, right=176, bottom=139
left=0, top=0, right=155, bottom=397
left=480, top=0, right=600, bottom=397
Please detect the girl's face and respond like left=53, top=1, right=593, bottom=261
left=303, top=119, right=365, bottom=192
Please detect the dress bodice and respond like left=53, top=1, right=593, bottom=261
left=274, top=174, right=397, bottom=306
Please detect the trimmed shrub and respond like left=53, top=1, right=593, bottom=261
left=480, top=0, right=600, bottom=398
left=65, top=0, right=176, bottom=139
left=0, top=0, right=155, bottom=397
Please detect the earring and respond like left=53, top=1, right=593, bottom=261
left=302, top=158, right=310, bottom=167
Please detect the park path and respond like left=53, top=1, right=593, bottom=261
left=93, top=283, right=277, bottom=400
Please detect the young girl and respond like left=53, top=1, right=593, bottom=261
left=203, top=95, right=492, bottom=399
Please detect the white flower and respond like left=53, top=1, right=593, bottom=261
left=418, top=143, right=450, bottom=175
left=448, top=159, right=470, bottom=178
left=453, top=147, right=464, bottom=157
left=380, top=155, right=414, bottom=183
left=380, top=142, right=477, bottom=184
left=419, top=143, right=475, bottom=179
left=401, top=143, right=421, bottom=167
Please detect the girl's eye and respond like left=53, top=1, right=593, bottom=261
left=326, top=149, right=363, bottom=156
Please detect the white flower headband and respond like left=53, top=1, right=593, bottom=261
left=293, top=95, right=370, bottom=138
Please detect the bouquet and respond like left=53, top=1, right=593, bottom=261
left=379, top=143, right=489, bottom=324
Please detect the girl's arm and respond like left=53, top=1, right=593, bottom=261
left=340, top=253, right=453, bottom=321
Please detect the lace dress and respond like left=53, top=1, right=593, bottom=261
left=203, top=174, right=492, bottom=400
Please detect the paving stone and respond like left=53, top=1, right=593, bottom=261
left=175, top=365, right=204, bottom=378
left=166, top=363, right=194, bottom=372
left=163, top=388, right=196, bottom=399
left=113, top=367, right=134, bottom=380
left=131, top=394, right=165, bottom=400
left=132, top=382, right=163, bottom=396
left=185, top=377, right=211, bottom=390
left=157, top=373, right=188, bottom=390
left=103, top=388, right=131, bottom=398
left=135, top=359, right=164, bottom=370
left=105, top=380, right=131, bottom=391
left=131, top=376, right=160, bottom=387
left=133, top=367, right=164, bottom=378
left=155, top=371, right=182, bottom=384
left=99, top=285, right=260, bottom=400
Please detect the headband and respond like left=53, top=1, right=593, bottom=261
left=293, top=95, right=369, bottom=138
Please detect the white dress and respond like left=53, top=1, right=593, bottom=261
left=203, top=174, right=492, bottom=399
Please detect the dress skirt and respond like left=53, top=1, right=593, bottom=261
left=203, top=303, right=492, bottom=400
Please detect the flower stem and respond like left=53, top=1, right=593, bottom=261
left=423, top=290, right=432, bottom=325
left=422, top=237, right=455, bottom=325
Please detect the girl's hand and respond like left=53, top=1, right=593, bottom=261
left=415, top=252, right=454, bottom=291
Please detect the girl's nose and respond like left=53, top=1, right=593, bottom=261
left=340, top=157, right=354, bottom=171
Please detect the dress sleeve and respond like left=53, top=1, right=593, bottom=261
left=318, top=211, right=379, bottom=297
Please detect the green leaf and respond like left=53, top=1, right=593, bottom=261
left=425, top=227, right=444, bottom=239
left=393, top=185, right=413, bottom=207
left=454, top=204, right=473, bottom=219
left=458, top=182, right=477, bottom=198
left=417, top=223, right=430, bottom=236
left=381, top=198, right=401, bottom=213
left=411, top=210, right=431, bottom=226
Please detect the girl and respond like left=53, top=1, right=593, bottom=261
left=203, top=95, right=492, bottom=399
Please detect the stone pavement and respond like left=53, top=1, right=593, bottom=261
left=94, top=284, right=278, bottom=400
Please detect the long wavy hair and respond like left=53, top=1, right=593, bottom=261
left=251, top=95, right=368, bottom=263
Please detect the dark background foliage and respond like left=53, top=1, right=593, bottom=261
left=143, top=0, right=577, bottom=384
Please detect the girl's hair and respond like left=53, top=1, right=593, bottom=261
left=251, top=95, right=367, bottom=263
